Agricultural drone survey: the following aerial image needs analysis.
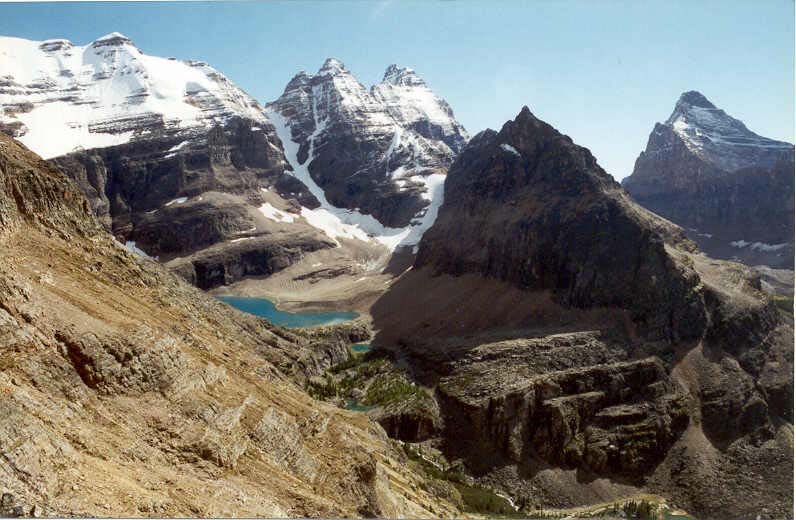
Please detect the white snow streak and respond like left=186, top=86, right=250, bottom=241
left=730, top=240, right=789, bottom=252
left=500, top=143, right=520, bottom=156
left=259, top=202, right=295, bottom=223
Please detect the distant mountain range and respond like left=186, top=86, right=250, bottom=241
left=623, top=91, right=794, bottom=268
left=1, top=33, right=470, bottom=288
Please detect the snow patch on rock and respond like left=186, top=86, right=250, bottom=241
left=266, top=107, right=443, bottom=251
left=259, top=202, right=295, bottom=223
left=500, top=143, right=520, bottom=156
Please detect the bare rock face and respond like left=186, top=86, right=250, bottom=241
left=416, top=106, right=706, bottom=342
left=623, top=91, right=795, bottom=268
left=438, top=351, right=689, bottom=478
left=0, top=132, right=461, bottom=517
left=51, top=117, right=334, bottom=289
left=266, top=59, right=468, bottom=228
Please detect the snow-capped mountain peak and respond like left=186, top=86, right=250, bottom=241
left=672, top=90, right=716, bottom=110
left=662, top=90, right=793, bottom=172
left=372, top=64, right=468, bottom=152
left=0, top=33, right=267, bottom=159
left=90, top=31, right=136, bottom=48
left=267, top=58, right=470, bottom=247
left=381, top=64, right=425, bottom=87
left=318, top=57, right=347, bottom=75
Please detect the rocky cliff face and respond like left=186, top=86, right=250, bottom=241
left=266, top=59, right=468, bottom=231
left=416, top=106, right=705, bottom=342
left=50, top=115, right=338, bottom=289
left=374, top=107, right=793, bottom=519
left=0, top=132, right=461, bottom=517
left=622, top=91, right=795, bottom=268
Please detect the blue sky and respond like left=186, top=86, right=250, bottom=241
left=1, top=0, right=793, bottom=179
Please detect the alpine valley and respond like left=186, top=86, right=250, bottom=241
left=0, top=32, right=793, bottom=520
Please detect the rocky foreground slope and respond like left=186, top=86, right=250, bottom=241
left=623, top=91, right=795, bottom=269
left=0, top=133, right=463, bottom=517
left=372, top=107, right=794, bottom=520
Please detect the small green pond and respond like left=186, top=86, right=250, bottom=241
left=344, top=399, right=376, bottom=412
left=351, top=343, right=374, bottom=353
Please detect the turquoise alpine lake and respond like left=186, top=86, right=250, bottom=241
left=351, top=343, right=374, bottom=353
left=218, top=296, right=358, bottom=328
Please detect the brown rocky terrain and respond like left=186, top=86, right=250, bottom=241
left=0, top=133, right=465, bottom=517
left=370, top=107, right=794, bottom=520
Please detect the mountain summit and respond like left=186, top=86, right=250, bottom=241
left=623, top=91, right=795, bottom=268
left=266, top=59, right=468, bottom=236
left=661, top=90, right=792, bottom=173
left=0, top=33, right=266, bottom=158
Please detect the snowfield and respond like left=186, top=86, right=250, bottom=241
left=0, top=33, right=267, bottom=158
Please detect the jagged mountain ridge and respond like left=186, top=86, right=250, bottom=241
left=267, top=58, right=469, bottom=230
left=0, top=33, right=266, bottom=159
left=622, top=91, right=795, bottom=268
left=1, top=35, right=471, bottom=290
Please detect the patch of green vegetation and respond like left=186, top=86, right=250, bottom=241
left=363, top=372, right=429, bottom=407
left=307, top=348, right=425, bottom=409
left=305, top=373, right=339, bottom=400
left=610, top=499, right=660, bottom=519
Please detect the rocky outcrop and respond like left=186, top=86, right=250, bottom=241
left=438, top=353, right=689, bottom=478
left=168, top=232, right=334, bottom=290
left=0, top=132, right=461, bottom=517
left=266, top=59, right=467, bottom=229
left=623, top=91, right=795, bottom=268
left=370, top=399, right=442, bottom=443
